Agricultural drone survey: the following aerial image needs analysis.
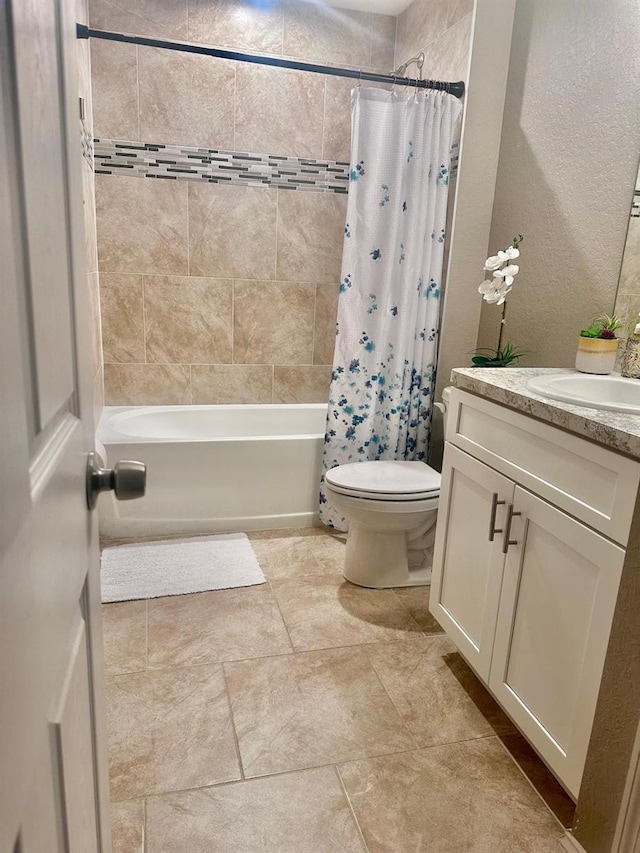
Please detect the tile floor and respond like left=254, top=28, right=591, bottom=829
left=103, top=527, right=575, bottom=852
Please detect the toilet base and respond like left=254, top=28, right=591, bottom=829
left=342, top=524, right=432, bottom=589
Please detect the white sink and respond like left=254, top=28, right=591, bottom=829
left=527, top=373, right=640, bottom=415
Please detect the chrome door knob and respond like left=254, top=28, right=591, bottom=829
left=86, top=451, right=146, bottom=510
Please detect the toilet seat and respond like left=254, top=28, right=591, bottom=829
left=325, top=460, right=441, bottom=502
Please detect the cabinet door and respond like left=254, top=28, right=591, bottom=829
left=430, top=443, right=514, bottom=681
left=489, top=486, right=626, bottom=798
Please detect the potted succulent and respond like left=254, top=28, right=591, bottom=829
left=576, top=314, right=623, bottom=374
left=472, top=235, right=525, bottom=367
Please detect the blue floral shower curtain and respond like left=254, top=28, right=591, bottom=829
left=319, top=87, right=462, bottom=529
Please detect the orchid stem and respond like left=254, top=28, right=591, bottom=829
left=497, top=300, right=507, bottom=355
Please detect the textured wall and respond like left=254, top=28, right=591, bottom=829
left=478, top=0, right=640, bottom=367
left=90, top=0, right=396, bottom=405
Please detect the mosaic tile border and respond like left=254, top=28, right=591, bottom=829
left=81, top=118, right=94, bottom=168
left=94, top=139, right=351, bottom=193
left=632, top=189, right=639, bottom=218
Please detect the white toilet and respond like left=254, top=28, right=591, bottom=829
left=325, top=460, right=441, bottom=588
left=324, top=389, right=451, bottom=589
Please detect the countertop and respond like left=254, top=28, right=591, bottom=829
left=450, top=367, right=640, bottom=460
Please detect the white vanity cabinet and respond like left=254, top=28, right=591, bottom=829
left=431, top=389, right=639, bottom=799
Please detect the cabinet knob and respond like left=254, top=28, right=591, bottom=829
left=502, top=503, right=522, bottom=554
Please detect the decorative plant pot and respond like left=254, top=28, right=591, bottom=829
left=575, top=337, right=619, bottom=375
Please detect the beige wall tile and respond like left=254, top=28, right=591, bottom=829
left=111, top=800, right=145, bottom=853
left=87, top=271, right=103, bottom=377
left=96, top=175, right=188, bottom=274
left=322, top=76, right=353, bottom=163
left=139, top=47, right=235, bottom=149
left=93, top=366, right=104, bottom=426
left=144, top=276, right=233, bottom=364
left=188, top=0, right=284, bottom=54
left=91, top=40, right=138, bottom=141
left=423, top=12, right=472, bottom=83
left=89, top=0, right=188, bottom=39
left=338, top=741, right=565, bottom=852
left=447, top=0, right=474, bottom=28
left=396, top=0, right=449, bottom=67
left=104, top=363, right=191, bottom=405
left=371, top=14, right=397, bottom=69
left=235, top=64, right=325, bottom=159
left=191, top=364, right=273, bottom=404
left=234, top=280, right=315, bottom=364
left=188, top=183, right=277, bottom=280
left=107, top=664, right=241, bottom=799
left=283, top=4, right=372, bottom=67
left=314, top=283, right=339, bottom=365
left=145, top=767, right=366, bottom=853
left=100, top=273, right=145, bottom=363
left=273, top=365, right=332, bottom=404
left=82, top=162, right=98, bottom=274
left=277, top=191, right=347, bottom=283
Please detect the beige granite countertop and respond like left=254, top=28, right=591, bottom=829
left=450, top=367, right=640, bottom=460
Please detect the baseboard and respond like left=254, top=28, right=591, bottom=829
left=559, top=832, right=588, bottom=853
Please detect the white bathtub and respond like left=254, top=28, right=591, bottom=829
left=96, top=404, right=327, bottom=539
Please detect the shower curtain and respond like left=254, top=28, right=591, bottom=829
left=320, top=87, right=462, bottom=529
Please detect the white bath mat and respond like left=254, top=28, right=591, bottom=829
left=101, top=533, right=266, bottom=602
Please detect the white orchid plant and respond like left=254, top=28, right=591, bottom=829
left=472, top=234, right=525, bottom=367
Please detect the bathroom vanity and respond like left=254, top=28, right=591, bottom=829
left=430, top=367, right=640, bottom=800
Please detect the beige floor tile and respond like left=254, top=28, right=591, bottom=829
left=147, top=586, right=292, bottom=669
left=102, top=600, right=147, bottom=676
left=338, top=740, right=565, bottom=853
left=365, top=637, right=515, bottom=748
left=251, top=536, right=325, bottom=580
left=111, top=799, right=145, bottom=853
left=270, top=575, right=424, bottom=651
left=107, top=664, right=241, bottom=800
left=146, top=767, right=366, bottom=853
left=499, top=732, right=576, bottom=829
left=308, top=532, right=347, bottom=573
left=392, top=585, right=445, bottom=633
left=225, top=646, right=416, bottom=777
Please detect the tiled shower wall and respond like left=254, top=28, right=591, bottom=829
left=90, top=0, right=396, bottom=405
left=395, top=0, right=474, bottom=81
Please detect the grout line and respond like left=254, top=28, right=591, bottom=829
left=142, top=796, right=147, bottom=851
left=265, top=576, right=296, bottom=653
left=141, top=276, right=147, bottom=364
left=334, top=764, right=371, bottom=853
left=221, top=664, right=246, bottom=780
left=144, top=598, right=149, bottom=671
left=135, top=45, right=141, bottom=142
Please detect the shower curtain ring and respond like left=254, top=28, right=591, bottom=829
left=358, top=68, right=363, bottom=89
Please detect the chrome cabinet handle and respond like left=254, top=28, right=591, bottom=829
left=488, top=492, right=505, bottom=541
left=86, top=451, right=146, bottom=510
left=502, top=503, right=522, bottom=554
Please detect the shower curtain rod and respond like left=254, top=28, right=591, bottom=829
left=76, top=24, right=465, bottom=99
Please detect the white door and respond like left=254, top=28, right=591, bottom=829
left=489, top=486, right=626, bottom=799
left=430, top=443, right=514, bottom=681
left=0, top=1, right=111, bottom=850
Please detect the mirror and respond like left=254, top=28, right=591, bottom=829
left=614, top=163, right=640, bottom=357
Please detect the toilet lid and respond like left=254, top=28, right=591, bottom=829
left=325, top=461, right=441, bottom=498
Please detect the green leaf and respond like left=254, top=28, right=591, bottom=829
left=580, top=325, right=601, bottom=338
